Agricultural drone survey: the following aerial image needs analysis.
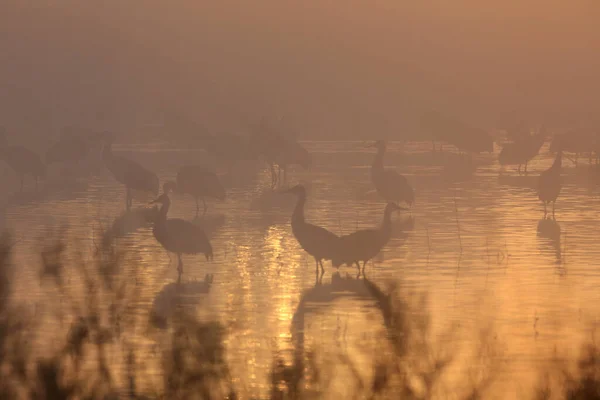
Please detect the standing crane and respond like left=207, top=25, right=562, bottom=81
left=499, top=126, right=546, bottom=174
left=102, top=133, right=159, bottom=210
left=369, top=140, right=414, bottom=207
left=175, top=165, right=226, bottom=217
left=46, top=128, right=104, bottom=167
left=421, top=110, right=494, bottom=155
left=0, top=129, right=45, bottom=192
left=151, top=182, right=213, bottom=282
left=550, top=129, right=595, bottom=166
left=333, top=203, right=405, bottom=276
left=284, top=184, right=341, bottom=277
left=271, top=140, right=311, bottom=188
left=538, top=147, right=563, bottom=217
left=249, top=118, right=311, bottom=188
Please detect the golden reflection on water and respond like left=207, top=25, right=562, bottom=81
left=4, top=141, right=600, bottom=397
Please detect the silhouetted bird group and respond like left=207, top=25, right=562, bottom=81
left=0, top=118, right=584, bottom=283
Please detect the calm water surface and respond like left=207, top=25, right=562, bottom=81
left=3, top=141, right=600, bottom=398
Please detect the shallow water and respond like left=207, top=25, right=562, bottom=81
left=3, top=140, right=600, bottom=398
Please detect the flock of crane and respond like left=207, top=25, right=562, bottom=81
left=0, top=119, right=582, bottom=282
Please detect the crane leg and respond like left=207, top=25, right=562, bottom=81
left=177, top=254, right=183, bottom=282
left=314, top=258, right=319, bottom=275
left=543, top=202, right=547, bottom=217
left=362, top=261, right=367, bottom=274
left=126, top=188, right=132, bottom=211
left=277, top=166, right=282, bottom=188
left=270, top=164, right=277, bottom=189
left=355, top=262, right=360, bottom=274
left=552, top=201, right=556, bottom=218
left=319, top=260, right=325, bottom=275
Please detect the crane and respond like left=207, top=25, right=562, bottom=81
left=102, top=133, right=159, bottom=210
left=284, top=184, right=341, bottom=276
left=421, top=110, right=493, bottom=154
left=499, top=126, right=546, bottom=174
left=538, top=148, right=563, bottom=217
left=550, top=129, right=595, bottom=166
left=271, top=140, right=311, bottom=188
left=369, top=140, right=414, bottom=207
left=151, top=182, right=213, bottom=282
left=0, top=129, right=46, bottom=191
left=175, top=165, right=226, bottom=217
left=333, top=203, right=405, bottom=276
left=249, top=119, right=311, bottom=188
left=46, top=127, right=103, bottom=167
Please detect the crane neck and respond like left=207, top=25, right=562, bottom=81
left=156, top=201, right=170, bottom=225
left=102, top=140, right=113, bottom=162
left=551, top=151, right=562, bottom=170
left=372, top=147, right=385, bottom=172
left=153, top=194, right=171, bottom=224
left=291, top=193, right=306, bottom=225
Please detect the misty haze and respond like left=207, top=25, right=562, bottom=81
left=0, top=1, right=600, bottom=399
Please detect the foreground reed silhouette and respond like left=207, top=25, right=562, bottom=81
left=0, top=232, right=599, bottom=399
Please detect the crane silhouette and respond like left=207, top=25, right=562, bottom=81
left=369, top=140, right=414, bottom=207
left=152, top=182, right=213, bottom=282
left=550, top=129, right=595, bottom=166
left=271, top=140, right=311, bottom=188
left=46, top=128, right=103, bottom=167
left=102, top=133, right=159, bottom=210
left=175, top=165, right=226, bottom=217
left=538, top=147, right=563, bottom=217
left=250, top=118, right=311, bottom=188
left=0, top=130, right=45, bottom=192
left=421, top=110, right=493, bottom=154
left=499, top=126, right=546, bottom=174
left=333, top=203, right=405, bottom=276
left=284, top=184, right=341, bottom=277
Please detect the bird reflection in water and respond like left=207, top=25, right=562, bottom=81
left=537, top=217, right=561, bottom=264
left=290, top=273, right=395, bottom=387
left=150, top=273, right=214, bottom=329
